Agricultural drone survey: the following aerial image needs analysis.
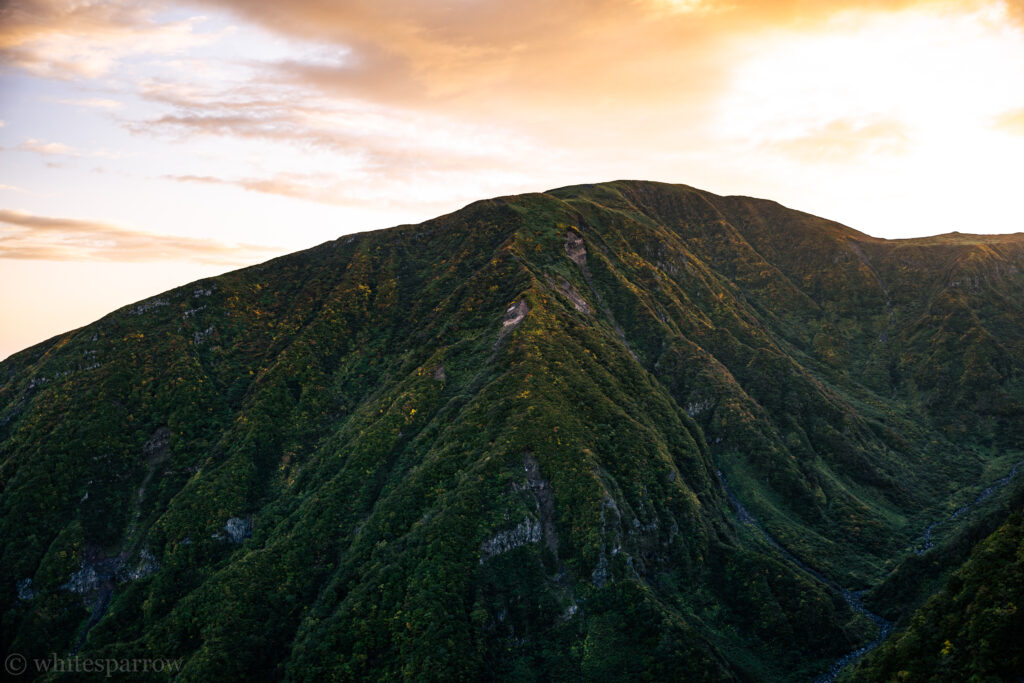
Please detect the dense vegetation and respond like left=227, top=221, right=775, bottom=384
left=848, top=504, right=1024, bottom=682
left=1, top=180, right=1022, bottom=681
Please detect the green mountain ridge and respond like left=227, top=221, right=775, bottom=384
left=2, top=180, right=1022, bottom=681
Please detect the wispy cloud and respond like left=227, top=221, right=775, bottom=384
left=57, top=98, right=123, bottom=110
left=169, top=172, right=351, bottom=205
left=0, top=209, right=281, bottom=264
left=764, top=117, right=911, bottom=163
left=133, top=71, right=545, bottom=182
left=15, top=138, right=125, bottom=160
left=18, top=138, right=80, bottom=156
left=994, top=107, right=1024, bottom=135
left=0, top=0, right=229, bottom=78
left=166, top=171, right=465, bottom=210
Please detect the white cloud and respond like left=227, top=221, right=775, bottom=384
left=18, top=138, right=79, bottom=156
left=57, top=98, right=123, bottom=110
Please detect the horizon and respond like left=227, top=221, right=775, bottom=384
left=3, top=0, right=1024, bottom=359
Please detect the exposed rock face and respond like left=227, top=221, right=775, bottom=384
left=143, top=426, right=171, bottom=466
left=522, top=454, right=559, bottom=559
left=16, top=578, right=35, bottom=601
left=118, top=549, right=161, bottom=582
left=217, top=516, right=253, bottom=543
left=684, top=399, right=714, bottom=418
left=62, top=547, right=162, bottom=592
left=501, top=300, right=529, bottom=329
left=494, top=299, right=530, bottom=349
left=433, top=364, right=446, bottom=382
left=592, top=497, right=623, bottom=588
left=126, top=298, right=169, bottom=315
left=62, top=563, right=101, bottom=594
left=552, top=276, right=590, bottom=314
left=193, top=326, right=215, bottom=344
left=479, top=518, right=541, bottom=563
left=565, top=231, right=587, bottom=268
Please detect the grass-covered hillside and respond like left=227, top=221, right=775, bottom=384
left=2, top=180, right=1022, bottom=681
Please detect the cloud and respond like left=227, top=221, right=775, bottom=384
left=18, top=138, right=79, bottom=156
left=0, top=209, right=281, bottom=264
left=994, top=107, right=1024, bottom=135
left=57, top=98, right=123, bottom=110
left=765, top=117, right=911, bottom=163
left=15, top=138, right=124, bottom=160
left=166, top=171, right=471, bottom=210
left=170, top=172, right=357, bottom=206
left=132, top=69, right=547, bottom=181
left=0, top=0, right=228, bottom=78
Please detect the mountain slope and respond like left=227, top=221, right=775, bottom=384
left=2, top=180, right=1022, bottom=681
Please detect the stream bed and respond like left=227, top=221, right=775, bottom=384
left=717, top=458, right=1024, bottom=682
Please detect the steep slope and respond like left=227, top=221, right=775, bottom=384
left=2, top=181, right=1022, bottom=681
left=847, top=501, right=1024, bottom=682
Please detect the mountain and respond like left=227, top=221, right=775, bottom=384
left=2, top=180, right=1023, bottom=681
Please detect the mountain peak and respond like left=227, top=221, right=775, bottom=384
left=2, top=181, right=1022, bottom=681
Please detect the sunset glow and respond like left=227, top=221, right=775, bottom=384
left=2, top=0, right=1023, bottom=358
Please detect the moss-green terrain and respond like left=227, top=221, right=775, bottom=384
left=2, top=180, right=1022, bottom=681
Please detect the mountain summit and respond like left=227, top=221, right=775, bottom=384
left=3, top=181, right=1023, bottom=681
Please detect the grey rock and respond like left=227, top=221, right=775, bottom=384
left=479, top=518, right=541, bottom=563
left=16, top=578, right=35, bottom=601
left=62, top=563, right=101, bottom=594
left=215, top=516, right=253, bottom=543
left=565, top=231, right=587, bottom=267
left=118, top=549, right=160, bottom=582
left=193, top=326, right=215, bottom=344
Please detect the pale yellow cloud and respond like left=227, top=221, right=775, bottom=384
left=994, top=107, right=1024, bottom=134
left=57, top=98, right=123, bottom=110
left=17, top=138, right=78, bottom=156
left=0, top=209, right=281, bottom=264
left=167, top=171, right=473, bottom=210
left=169, top=173, right=360, bottom=207
left=766, top=117, right=910, bottom=163
left=15, top=138, right=125, bottom=160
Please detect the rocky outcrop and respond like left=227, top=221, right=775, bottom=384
left=143, top=426, right=171, bottom=466
left=565, top=231, right=587, bottom=268
left=213, top=516, right=253, bottom=544
left=192, top=326, right=215, bottom=345
left=502, top=300, right=529, bottom=329
left=549, top=275, right=590, bottom=314
left=494, top=299, right=529, bottom=349
left=16, top=578, right=35, bottom=601
left=118, top=549, right=161, bottom=582
left=125, top=298, right=169, bottom=315
left=521, top=454, right=560, bottom=559
left=480, top=518, right=541, bottom=563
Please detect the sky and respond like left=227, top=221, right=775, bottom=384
left=2, top=0, right=1024, bottom=360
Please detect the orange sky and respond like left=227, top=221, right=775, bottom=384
left=2, top=0, right=1024, bottom=359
